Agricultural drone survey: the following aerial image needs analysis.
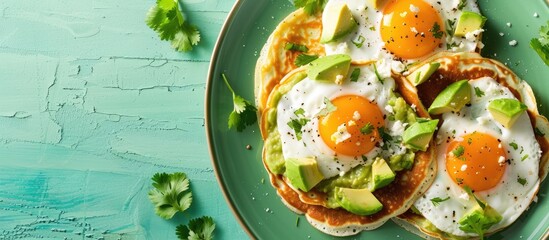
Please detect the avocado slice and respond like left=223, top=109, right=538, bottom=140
left=371, top=158, right=396, bottom=190
left=488, top=98, right=527, bottom=128
left=458, top=188, right=502, bottom=237
left=285, top=157, right=324, bottom=192
left=334, top=187, right=383, bottom=215
left=428, top=80, right=472, bottom=115
left=406, top=62, right=440, bottom=86
left=320, top=3, right=357, bottom=43
left=403, top=119, right=439, bottom=151
left=307, top=54, right=352, bottom=83
left=454, top=11, right=487, bottom=37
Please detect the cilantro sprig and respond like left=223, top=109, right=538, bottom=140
left=530, top=21, right=549, bottom=66
left=148, top=172, right=193, bottom=219
left=222, top=73, right=258, bottom=132
left=146, top=0, right=200, bottom=52
left=176, top=216, right=216, bottom=240
left=295, top=54, right=319, bottom=66
left=430, top=22, right=444, bottom=39
left=293, top=0, right=327, bottom=15
left=430, top=196, right=450, bottom=206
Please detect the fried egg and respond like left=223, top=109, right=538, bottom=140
left=413, top=77, right=541, bottom=236
left=276, top=60, right=410, bottom=179
left=323, top=0, right=482, bottom=66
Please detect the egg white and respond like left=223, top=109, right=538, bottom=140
left=277, top=60, right=410, bottom=179
left=413, top=77, right=541, bottom=236
left=323, top=0, right=482, bottom=66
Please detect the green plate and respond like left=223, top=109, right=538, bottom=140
left=206, top=0, right=549, bottom=239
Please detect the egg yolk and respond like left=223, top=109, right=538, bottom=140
left=380, top=0, right=443, bottom=59
left=445, top=132, right=507, bottom=192
left=318, top=95, right=384, bottom=156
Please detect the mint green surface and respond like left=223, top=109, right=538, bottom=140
left=0, top=0, right=247, bottom=239
left=207, top=0, right=549, bottom=239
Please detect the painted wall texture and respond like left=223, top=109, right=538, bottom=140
left=0, top=0, right=247, bottom=239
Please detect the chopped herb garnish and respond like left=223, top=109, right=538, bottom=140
left=222, top=73, right=258, bottom=132
left=378, top=127, right=393, bottom=142
left=293, top=0, right=327, bottom=15
left=431, top=196, right=450, bottom=206
left=285, top=42, right=309, bottom=52
left=452, top=145, right=465, bottom=157
left=316, top=97, right=337, bottom=117
left=463, top=186, right=485, bottom=209
left=457, top=0, right=467, bottom=10
left=446, top=19, right=456, bottom=37
left=430, top=22, right=444, bottom=39
left=446, top=41, right=460, bottom=50
left=535, top=127, right=545, bottom=136
left=294, top=108, right=305, bottom=116
left=517, top=177, right=527, bottom=186
left=148, top=172, right=193, bottom=219
left=373, top=63, right=384, bottom=84
left=509, top=142, right=519, bottom=150
left=361, top=155, right=368, bottom=162
left=295, top=54, right=319, bottom=66
left=352, top=35, right=366, bottom=48
left=288, top=118, right=309, bottom=140
left=467, top=138, right=473, bottom=145
left=360, top=123, right=374, bottom=135
left=350, top=68, right=361, bottom=82
left=456, top=178, right=464, bottom=184
left=521, top=154, right=529, bottom=161
left=474, top=87, right=485, bottom=97
left=296, top=216, right=300, bottom=227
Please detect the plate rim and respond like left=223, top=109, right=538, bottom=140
left=205, top=0, right=255, bottom=238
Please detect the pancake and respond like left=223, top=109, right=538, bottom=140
left=259, top=64, right=437, bottom=236
left=254, top=9, right=324, bottom=116
left=393, top=51, right=549, bottom=238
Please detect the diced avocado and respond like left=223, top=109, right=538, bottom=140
left=285, top=157, right=324, bottom=192
left=371, top=158, right=395, bottom=190
left=307, top=54, right=352, bottom=83
left=428, top=80, right=472, bottom=115
left=334, top=187, right=383, bottom=215
left=488, top=98, right=527, bottom=128
left=403, top=119, right=439, bottom=151
left=320, top=3, right=357, bottom=43
left=406, top=62, right=440, bottom=86
left=367, top=0, right=389, bottom=10
left=454, top=11, right=487, bottom=37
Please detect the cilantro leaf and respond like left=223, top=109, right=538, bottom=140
left=373, top=63, right=384, bottom=84
left=517, top=176, right=527, bottom=186
left=360, top=123, right=374, bottom=135
left=457, top=0, right=467, bottom=10
left=474, top=87, right=485, bottom=97
left=530, top=21, right=549, bottom=66
left=316, top=97, right=337, bottom=117
left=285, top=42, right=309, bottom=52
left=430, top=22, right=444, bottom=39
left=352, top=35, right=366, bottom=48
left=176, top=216, right=216, bottom=240
left=148, top=172, right=193, bottom=219
left=293, top=0, right=327, bottom=15
left=430, top=196, right=450, bottom=206
left=509, top=142, right=518, bottom=150
left=350, top=68, right=361, bottom=82
left=295, top=54, right=319, bottom=66
left=222, top=73, right=258, bottom=132
left=452, top=145, right=465, bottom=157
left=146, top=0, right=201, bottom=52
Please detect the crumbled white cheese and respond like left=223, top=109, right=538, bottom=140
left=411, top=27, right=418, bottom=33
left=499, top=32, right=504, bottom=37
left=409, top=4, right=419, bottom=13
left=506, top=22, right=512, bottom=27
left=461, top=164, right=468, bottom=171
left=335, top=74, right=344, bottom=84
left=534, top=12, right=539, bottom=18
left=391, top=60, right=406, bottom=73
left=476, top=116, right=489, bottom=125
left=356, top=142, right=361, bottom=146
left=385, top=105, right=394, bottom=114
left=353, top=111, right=361, bottom=121
left=459, top=192, right=470, bottom=200
left=348, top=120, right=357, bottom=126
left=400, top=11, right=408, bottom=17
left=411, top=104, right=417, bottom=112
left=498, top=156, right=506, bottom=164
left=465, top=29, right=484, bottom=41
left=477, top=41, right=485, bottom=49
left=509, top=40, right=518, bottom=46
left=331, top=124, right=351, bottom=144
